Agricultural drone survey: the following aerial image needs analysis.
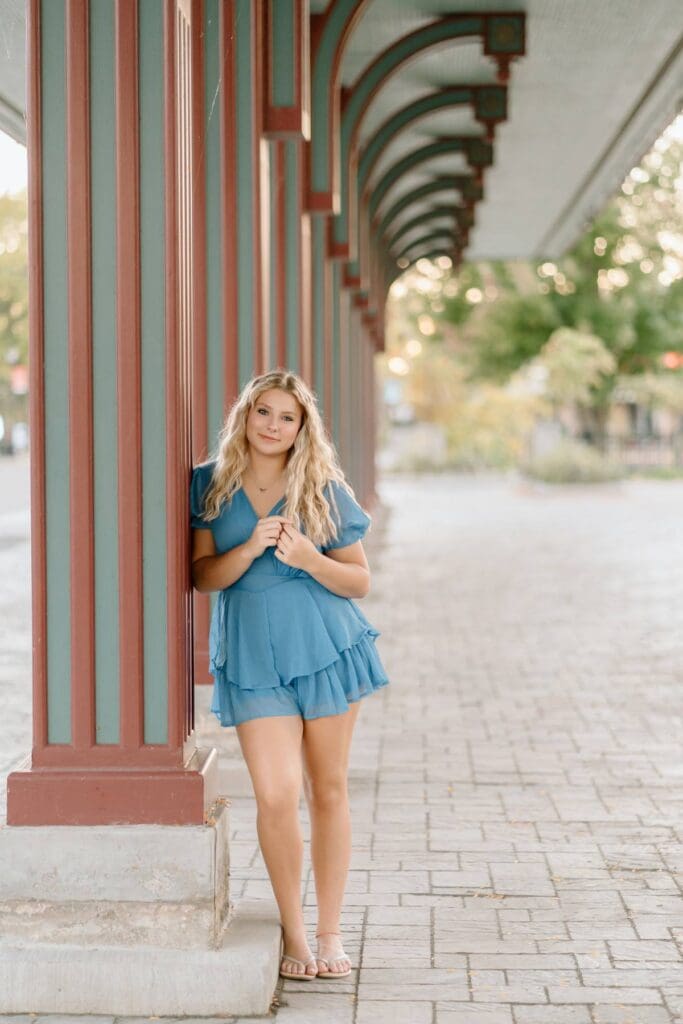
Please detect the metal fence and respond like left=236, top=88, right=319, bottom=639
left=606, top=436, right=683, bottom=468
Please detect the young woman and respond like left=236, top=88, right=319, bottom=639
left=190, top=369, right=389, bottom=982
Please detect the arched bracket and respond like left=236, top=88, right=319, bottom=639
left=386, top=205, right=474, bottom=255
left=375, top=175, right=483, bottom=242
left=358, top=85, right=507, bottom=197
left=394, top=228, right=461, bottom=265
left=366, top=136, right=493, bottom=229
left=331, top=13, right=525, bottom=243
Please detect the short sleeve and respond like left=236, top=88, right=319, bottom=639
left=190, top=462, right=215, bottom=529
left=322, top=479, right=371, bottom=551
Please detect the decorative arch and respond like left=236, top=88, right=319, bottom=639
left=395, top=228, right=460, bottom=263
left=375, top=175, right=481, bottom=240
left=386, top=204, right=474, bottom=253
left=359, top=84, right=507, bottom=195
left=332, top=13, right=525, bottom=254
left=308, top=0, right=370, bottom=211
left=388, top=209, right=459, bottom=253
left=367, top=137, right=492, bottom=225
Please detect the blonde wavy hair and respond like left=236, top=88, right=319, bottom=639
left=196, top=369, right=369, bottom=549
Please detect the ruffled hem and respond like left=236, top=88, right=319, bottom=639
left=209, top=577, right=381, bottom=690
left=210, top=630, right=389, bottom=727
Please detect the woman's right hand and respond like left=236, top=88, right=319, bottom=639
left=246, top=515, right=292, bottom=559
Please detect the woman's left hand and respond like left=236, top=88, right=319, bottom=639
left=273, top=520, right=320, bottom=573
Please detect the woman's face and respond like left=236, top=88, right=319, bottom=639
left=245, top=388, right=304, bottom=456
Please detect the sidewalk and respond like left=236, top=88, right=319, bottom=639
left=2, top=464, right=683, bottom=1022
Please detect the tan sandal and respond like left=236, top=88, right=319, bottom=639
left=279, top=952, right=318, bottom=981
left=315, top=931, right=352, bottom=979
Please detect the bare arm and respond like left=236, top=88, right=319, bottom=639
left=191, top=514, right=287, bottom=592
left=303, top=540, right=371, bottom=600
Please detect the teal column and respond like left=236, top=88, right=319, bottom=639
left=204, top=0, right=224, bottom=444
left=7, top=0, right=216, bottom=827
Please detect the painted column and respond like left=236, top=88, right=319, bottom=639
left=6, top=0, right=218, bottom=826
left=263, top=1, right=312, bottom=383
left=220, top=0, right=266, bottom=391
left=268, top=139, right=309, bottom=378
left=191, top=0, right=210, bottom=684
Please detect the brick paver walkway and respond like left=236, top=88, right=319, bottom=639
left=2, top=465, right=683, bottom=1023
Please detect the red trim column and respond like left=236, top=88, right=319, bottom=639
left=116, top=0, right=145, bottom=743
left=6, top=0, right=218, bottom=826
left=66, top=0, right=96, bottom=754
left=191, top=0, right=210, bottom=684
left=219, top=1, right=239, bottom=402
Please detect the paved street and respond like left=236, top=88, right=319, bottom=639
left=1, top=457, right=683, bottom=1023
left=0, top=453, right=31, bottom=806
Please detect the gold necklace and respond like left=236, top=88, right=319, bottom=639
left=247, top=468, right=285, bottom=493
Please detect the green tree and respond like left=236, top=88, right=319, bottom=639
left=386, top=123, right=683, bottom=451
left=0, top=191, right=29, bottom=368
left=0, top=190, right=29, bottom=446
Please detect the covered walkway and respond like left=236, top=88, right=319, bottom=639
left=2, top=465, right=683, bottom=1020
left=1, top=0, right=683, bottom=1015
left=237, top=471, right=683, bottom=1023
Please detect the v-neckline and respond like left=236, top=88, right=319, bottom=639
left=239, top=486, right=286, bottom=520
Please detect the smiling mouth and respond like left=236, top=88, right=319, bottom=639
left=259, top=434, right=279, bottom=442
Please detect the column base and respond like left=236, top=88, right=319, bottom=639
left=0, top=900, right=282, bottom=1016
left=6, top=746, right=220, bottom=825
left=0, top=800, right=282, bottom=1015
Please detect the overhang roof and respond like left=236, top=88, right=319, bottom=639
left=3, top=0, right=682, bottom=264
left=313, top=0, right=683, bottom=263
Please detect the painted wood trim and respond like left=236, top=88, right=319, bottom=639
left=263, top=0, right=310, bottom=140
left=275, top=140, right=287, bottom=367
left=335, top=14, right=486, bottom=252
left=307, top=0, right=368, bottom=211
left=220, top=1, right=239, bottom=401
left=299, top=197, right=312, bottom=387
left=253, top=0, right=266, bottom=376
left=396, top=229, right=459, bottom=263
left=7, top=753, right=218, bottom=825
left=191, top=0, right=211, bottom=684
left=194, top=0, right=207, bottom=422
left=164, top=0, right=184, bottom=748
left=334, top=14, right=523, bottom=274
left=27, top=0, right=48, bottom=755
left=115, top=0, right=145, bottom=748
left=66, top=0, right=96, bottom=750
left=323, top=242, right=333, bottom=428
left=375, top=175, right=481, bottom=242
left=15, top=743, right=184, bottom=769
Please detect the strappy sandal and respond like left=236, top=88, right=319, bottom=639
left=315, top=930, right=352, bottom=979
left=279, top=952, right=318, bottom=981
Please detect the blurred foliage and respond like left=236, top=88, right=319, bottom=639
left=615, top=370, right=683, bottom=413
left=0, top=190, right=28, bottom=445
left=384, top=121, right=683, bottom=463
left=534, top=327, right=617, bottom=408
left=404, top=344, right=546, bottom=468
left=463, top=292, right=562, bottom=381
left=391, top=130, right=683, bottom=383
left=0, top=191, right=28, bottom=374
left=443, top=384, right=545, bottom=469
left=521, top=438, right=625, bottom=484
left=462, top=134, right=683, bottom=382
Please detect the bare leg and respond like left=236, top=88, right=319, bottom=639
left=302, top=701, right=361, bottom=974
left=236, top=714, right=316, bottom=977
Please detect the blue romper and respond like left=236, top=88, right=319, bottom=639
left=190, top=462, right=390, bottom=727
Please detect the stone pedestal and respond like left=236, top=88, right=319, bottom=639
left=0, top=799, right=282, bottom=1015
